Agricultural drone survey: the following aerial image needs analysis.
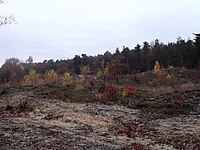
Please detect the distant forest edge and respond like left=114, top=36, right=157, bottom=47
left=0, top=33, right=200, bottom=82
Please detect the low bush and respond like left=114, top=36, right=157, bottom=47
left=74, top=83, right=84, bottom=91
left=62, top=72, right=72, bottom=86
left=106, top=85, right=119, bottom=100
left=44, top=70, right=58, bottom=84
left=24, top=69, right=39, bottom=84
left=122, top=85, right=135, bottom=97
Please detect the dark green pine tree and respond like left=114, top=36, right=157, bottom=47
left=193, top=33, right=200, bottom=67
left=143, top=41, right=151, bottom=70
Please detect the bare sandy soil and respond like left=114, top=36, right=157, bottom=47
left=0, top=86, right=200, bottom=150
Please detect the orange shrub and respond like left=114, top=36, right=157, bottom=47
left=24, top=69, right=39, bottom=84
left=44, top=70, right=58, bottom=84
left=154, top=60, right=162, bottom=75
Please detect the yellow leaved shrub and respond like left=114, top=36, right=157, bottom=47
left=44, top=70, right=58, bottom=84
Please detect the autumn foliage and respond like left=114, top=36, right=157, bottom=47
left=106, top=85, right=119, bottom=100
left=96, top=66, right=109, bottom=81
left=154, top=60, right=162, bottom=75
left=122, top=85, right=135, bottom=97
left=62, top=72, right=71, bottom=85
left=107, top=56, right=125, bottom=83
left=24, top=69, right=39, bottom=84
left=80, top=65, right=91, bottom=76
left=44, top=70, right=58, bottom=84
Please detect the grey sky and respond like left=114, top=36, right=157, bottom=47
left=0, top=0, right=200, bottom=66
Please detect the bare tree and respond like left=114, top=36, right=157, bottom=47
left=0, top=0, right=5, bottom=4
left=0, top=0, right=15, bottom=26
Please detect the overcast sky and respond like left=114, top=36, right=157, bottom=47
left=0, top=0, right=200, bottom=66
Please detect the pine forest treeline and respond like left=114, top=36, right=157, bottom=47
left=0, top=34, right=200, bottom=82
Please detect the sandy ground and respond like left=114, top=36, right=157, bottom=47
left=0, top=87, right=200, bottom=150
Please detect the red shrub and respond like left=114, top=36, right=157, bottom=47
left=123, top=85, right=135, bottom=97
left=106, top=85, right=119, bottom=100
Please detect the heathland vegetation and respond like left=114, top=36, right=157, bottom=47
left=0, top=34, right=200, bottom=149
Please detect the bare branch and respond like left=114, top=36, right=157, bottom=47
left=0, top=0, right=16, bottom=26
left=0, top=0, right=5, bottom=4
left=0, top=15, right=15, bottom=26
